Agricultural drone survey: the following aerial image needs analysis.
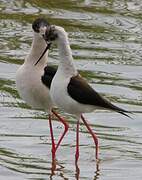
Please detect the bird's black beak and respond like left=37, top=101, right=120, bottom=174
left=35, top=25, right=57, bottom=66
left=34, top=40, right=52, bottom=66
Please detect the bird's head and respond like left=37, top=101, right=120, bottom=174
left=33, top=19, right=66, bottom=65
left=32, top=18, right=50, bottom=39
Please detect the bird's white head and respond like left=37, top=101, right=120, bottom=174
left=52, top=26, right=68, bottom=40
left=34, top=24, right=70, bottom=66
left=44, top=25, right=68, bottom=43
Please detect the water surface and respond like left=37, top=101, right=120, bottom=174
left=0, top=0, right=142, bottom=179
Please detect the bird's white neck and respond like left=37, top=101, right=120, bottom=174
left=25, top=32, right=48, bottom=66
left=57, top=31, right=77, bottom=77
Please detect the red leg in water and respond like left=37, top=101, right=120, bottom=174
left=49, top=113, right=56, bottom=160
left=52, top=109, right=69, bottom=152
left=75, top=119, right=80, bottom=164
left=81, top=114, right=99, bottom=160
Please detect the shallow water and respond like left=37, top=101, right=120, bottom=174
left=0, top=0, right=142, bottom=179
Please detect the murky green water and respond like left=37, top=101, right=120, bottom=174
left=0, top=0, right=142, bottom=179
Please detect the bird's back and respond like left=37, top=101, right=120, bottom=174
left=67, top=74, right=131, bottom=117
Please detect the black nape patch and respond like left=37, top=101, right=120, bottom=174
left=41, top=66, right=57, bottom=88
left=45, top=26, right=58, bottom=41
left=32, top=18, right=50, bottom=33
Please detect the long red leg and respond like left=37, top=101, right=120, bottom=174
left=49, top=113, right=56, bottom=160
left=52, top=109, right=69, bottom=152
left=81, top=114, right=99, bottom=160
left=75, top=119, right=80, bottom=164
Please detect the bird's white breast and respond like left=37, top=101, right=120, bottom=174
left=50, top=71, right=94, bottom=116
left=16, top=63, right=52, bottom=111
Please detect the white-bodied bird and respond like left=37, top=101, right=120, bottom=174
left=16, top=18, right=69, bottom=160
left=35, top=24, right=131, bottom=163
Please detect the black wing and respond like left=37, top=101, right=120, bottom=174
left=67, top=74, right=131, bottom=118
left=41, top=66, right=57, bottom=88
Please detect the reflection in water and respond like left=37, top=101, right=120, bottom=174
left=48, top=153, right=101, bottom=180
left=0, top=0, right=142, bottom=179
left=75, top=159, right=101, bottom=180
left=50, top=159, right=56, bottom=177
left=94, top=170, right=100, bottom=180
left=75, top=163, right=80, bottom=180
left=49, top=158, right=101, bottom=180
left=94, top=160, right=101, bottom=180
left=50, top=159, right=71, bottom=180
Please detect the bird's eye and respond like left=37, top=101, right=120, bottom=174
left=44, top=26, right=58, bottom=41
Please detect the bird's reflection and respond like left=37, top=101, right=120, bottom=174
left=75, top=161, right=80, bottom=180
left=51, top=159, right=57, bottom=176
left=94, top=160, right=100, bottom=180
left=75, top=159, right=100, bottom=180
left=50, top=158, right=100, bottom=180
left=50, top=158, right=67, bottom=180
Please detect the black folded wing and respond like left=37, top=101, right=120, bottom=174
left=41, top=66, right=57, bottom=88
left=67, top=74, right=131, bottom=118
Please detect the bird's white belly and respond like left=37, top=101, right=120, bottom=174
left=50, top=74, right=94, bottom=116
left=16, top=65, right=52, bottom=111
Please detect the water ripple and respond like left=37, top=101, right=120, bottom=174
left=0, top=0, right=142, bottom=179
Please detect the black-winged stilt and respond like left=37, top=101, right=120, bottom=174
left=16, top=18, right=69, bottom=160
left=35, top=25, right=131, bottom=163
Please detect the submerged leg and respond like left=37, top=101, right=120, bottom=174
left=81, top=114, right=99, bottom=160
left=52, top=109, right=69, bottom=152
